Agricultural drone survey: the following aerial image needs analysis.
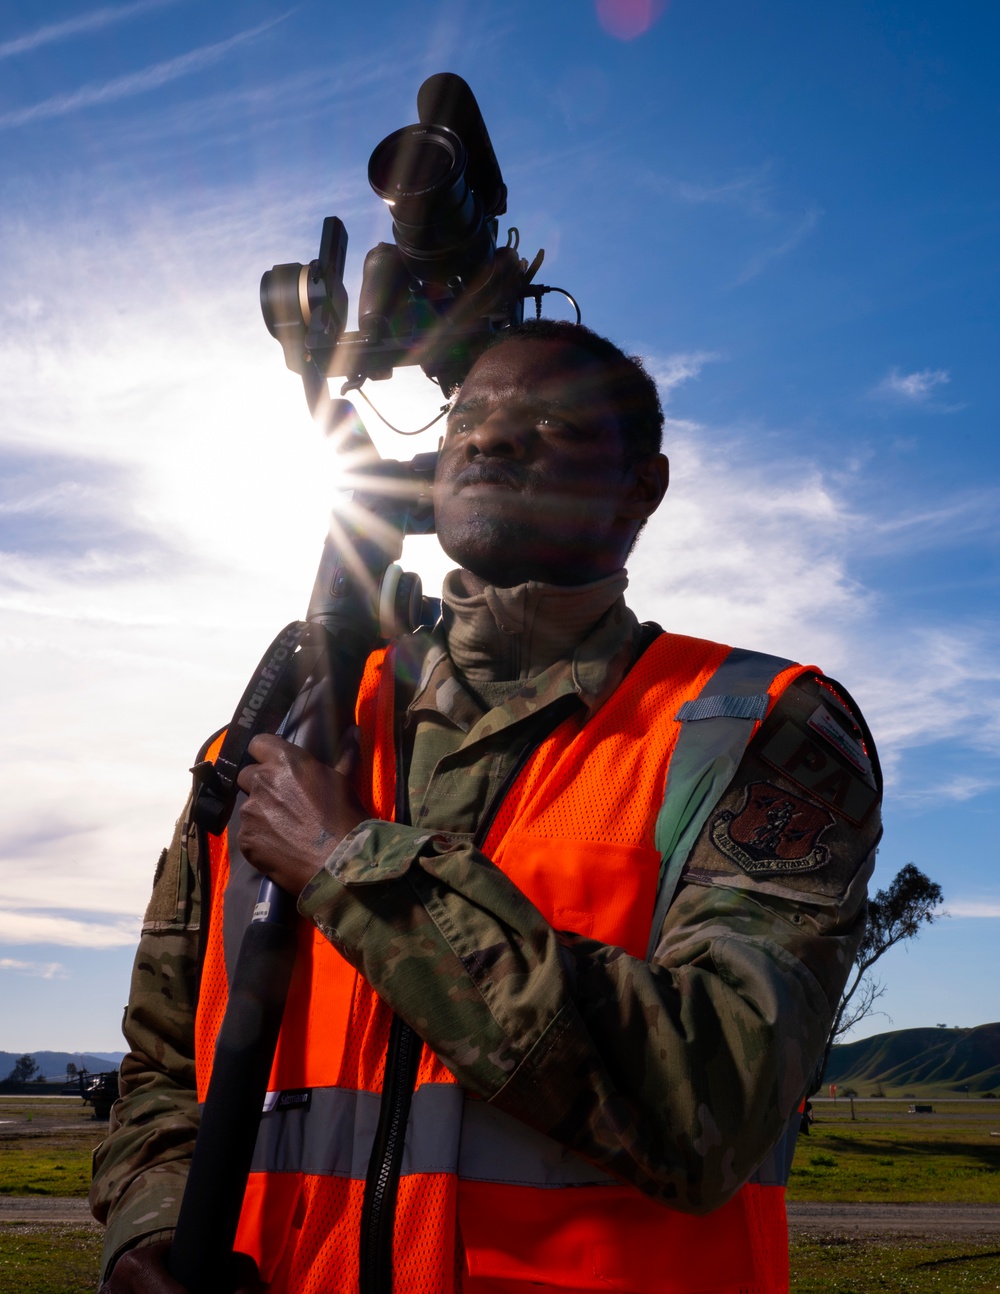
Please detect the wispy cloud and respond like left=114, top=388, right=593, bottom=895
left=874, top=367, right=951, bottom=403
left=733, top=206, right=821, bottom=284
left=904, top=773, right=1000, bottom=805
left=0, top=446, right=177, bottom=569
left=0, top=15, right=290, bottom=130
left=0, top=192, right=365, bottom=931
left=651, top=163, right=776, bottom=219
left=943, top=900, right=1000, bottom=918
left=856, top=625, right=1000, bottom=771
left=0, top=912, right=139, bottom=949
left=103, top=60, right=408, bottom=158
left=864, top=489, right=1000, bottom=554
left=646, top=351, right=719, bottom=400
left=0, top=0, right=182, bottom=60
left=0, top=956, right=68, bottom=979
left=644, top=164, right=822, bottom=284
left=629, top=421, right=863, bottom=667
left=624, top=381, right=1000, bottom=802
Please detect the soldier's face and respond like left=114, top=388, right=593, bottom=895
left=433, top=339, right=665, bottom=587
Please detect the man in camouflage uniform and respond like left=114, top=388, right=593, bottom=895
left=92, top=321, right=881, bottom=1292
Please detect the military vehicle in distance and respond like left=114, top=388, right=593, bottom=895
left=78, top=1069, right=119, bottom=1120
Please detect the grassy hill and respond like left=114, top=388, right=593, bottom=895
left=6, top=1028, right=998, bottom=1096
left=826, top=1022, right=1000, bottom=1095
left=0, top=1050, right=124, bottom=1081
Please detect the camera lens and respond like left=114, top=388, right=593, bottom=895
left=369, top=126, right=463, bottom=217
left=368, top=124, right=493, bottom=285
left=371, top=133, right=457, bottom=201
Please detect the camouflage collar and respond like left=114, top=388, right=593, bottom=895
left=440, top=568, right=629, bottom=682
left=407, top=593, right=642, bottom=735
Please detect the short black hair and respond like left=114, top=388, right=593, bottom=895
left=479, top=319, right=664, bottom=462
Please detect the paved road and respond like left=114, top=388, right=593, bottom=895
left=0, top=1196, right=97, bottom=1225
left=788, top=1201, right=1000, bottom=1241
left=3, top=1196, right=999, bottom=1243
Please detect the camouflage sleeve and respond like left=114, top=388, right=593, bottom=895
left=89, top=796, right=202, bottom=1284
left=299, top=674, right=880, bottom=1213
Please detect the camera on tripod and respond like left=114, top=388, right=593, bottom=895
left=260, top=72, right=572, bottom=399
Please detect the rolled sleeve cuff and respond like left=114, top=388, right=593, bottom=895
left=96, top=1167, right=187, bottom=1284
left=302, top=820, right=465, bottom=892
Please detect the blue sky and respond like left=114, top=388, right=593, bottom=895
left=0, top=0, right=997, bottom=1051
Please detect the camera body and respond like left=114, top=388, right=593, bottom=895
left=260, top=73, right=542, bottom=396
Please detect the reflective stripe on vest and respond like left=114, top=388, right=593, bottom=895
left=195, top=632, right=811, bottom=1293
left=246, top=1082, right=800, bottom=1190
left=648, top=645, right=797, bottom=959
left=250, top=1086, right=612, bottom=1187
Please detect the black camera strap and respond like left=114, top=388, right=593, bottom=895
left=190, top=620, right=330, bottom=836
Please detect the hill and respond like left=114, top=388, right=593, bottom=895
left=826, top=1023, right=1000, bottom=1095
left=0, top=1050, right=125, bottom=1080
left=5, top=1028, right=998, bottom=1094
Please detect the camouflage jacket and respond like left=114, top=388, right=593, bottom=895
left=91, top=605, right=881, bottom=1279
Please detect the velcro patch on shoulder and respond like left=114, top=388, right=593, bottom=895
left=759, top=720, right=878, bottom=824
left=807, top=704, right=874, bottom=779
left=710, top=782, right=835, bottom=876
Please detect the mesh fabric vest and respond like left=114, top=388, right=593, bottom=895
left=195, top=631, right=807, bottom=1293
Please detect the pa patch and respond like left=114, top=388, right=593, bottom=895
left=710, top=781, right=835, bottom=875
left=758, top=718, right=878, bottom=824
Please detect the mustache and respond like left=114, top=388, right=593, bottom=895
left=454, top=460, right=530, bottom=488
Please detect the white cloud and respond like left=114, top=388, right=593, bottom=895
left=930, top=775, right=1000, bottom=804
left=943, top=901, right=1000, bottom=918
left=0, top=956, right=68, bottom=979
left=0, top=190, right=449, bottom=936
left=629, top=422, right=863, bottom=666
left=875, top=367, right=951, bottom=402
left=645, top=352, right=719, bottom=400
left=0, top=15, right=290, bottom=130
left=627, top=387, right=1000, bottom=796
left=0, top=913, right=138, bottom=948
left=643, top=164, right=822, bottom=284
left=733, top=206, right=821, bottom=284
left=856, top=626, right=1000, bottom=768
left=864, top=488, right=1000, bottom=555
left=0, top=0, right=182, bottom=61
left=650, top=163, right=776, bottom=219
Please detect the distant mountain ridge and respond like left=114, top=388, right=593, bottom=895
left=826, top=1023, right=1000, bottom=1094
left=1, top=1050, right=125, bottom=1079
left=6, top=1027, right=998, bottom=1092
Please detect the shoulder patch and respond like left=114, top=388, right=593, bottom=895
left=807, top=704, right=873, bottom=779
left=710, top=781, right=835, bottom=875
left=758, top=717, right=878, bottom=824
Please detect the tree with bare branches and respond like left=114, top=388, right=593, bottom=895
left=818, top=863, right=944, bottom=1083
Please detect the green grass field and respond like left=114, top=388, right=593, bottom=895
left=0, top=1146, right=92, bottom=1197
left=0, top=1227, right=103, bottom=1294
left=0, top=1232, right=998, bottom=1294
left=788, top=1099, right=1000, bottom=1204
left=789, top=1238, right=1000, bottom=1291
left=0, top=1097, right=109, bottom=1291
left=0, top=1097, right=98, bottom=1198
left=1, top=1096, right=998, bottom=1293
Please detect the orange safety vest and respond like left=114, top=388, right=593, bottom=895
left=195, top=631, right=811, bottom=1294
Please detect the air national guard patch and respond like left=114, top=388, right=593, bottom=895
left=710, top=781, right=835, bottom=875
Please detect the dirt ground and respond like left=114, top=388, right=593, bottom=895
left=3, top=1197, right=999, bottom=1242
left=0, top=1197, right=97, bottom=1226
left=787, top=1200, right=1000, bottom=1242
